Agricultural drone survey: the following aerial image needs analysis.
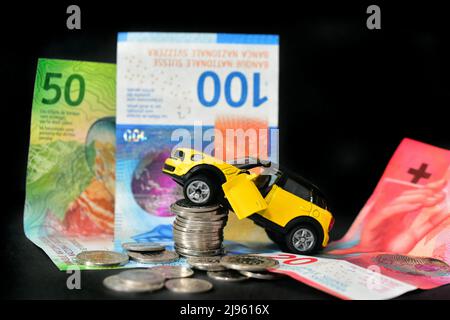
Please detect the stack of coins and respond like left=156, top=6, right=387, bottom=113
left=171, top=199, right=228, bottom=257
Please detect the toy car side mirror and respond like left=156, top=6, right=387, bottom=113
left=259, top=159, right=272, bottom=167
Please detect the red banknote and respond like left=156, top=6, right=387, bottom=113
left=325, top=138, right=450, bottom=289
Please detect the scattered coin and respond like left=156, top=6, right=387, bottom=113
left=122, top=242, right=165, bottom=252
left=207, top=270, right=249, bottom=282
left=150, top=266, right=194, bottom=279
left=127, top=250, right=179, bottom=264
left=187, top=256, right=227, bottom=271
left=117, top=269, right=165, bottom=286
left=103, top=275, right=164, bottom=293
left=239, top=270, right=285, bottom=280
left=165, top=278, right=213, bottom=293
left=171, top=199, right=222, bottom=213
left=220, top=255, right=279, bottom=271
left=76, top=250, right=129, bottom=267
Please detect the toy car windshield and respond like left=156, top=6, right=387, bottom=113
left=227, top=157, right=272, bottom=170
left=253, top=166, right=328, bottom=210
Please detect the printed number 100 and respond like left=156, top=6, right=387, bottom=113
left=197, top=71, right=267, bottom=108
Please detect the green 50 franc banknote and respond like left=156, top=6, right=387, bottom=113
left=25, top=59, right=116, bottom=270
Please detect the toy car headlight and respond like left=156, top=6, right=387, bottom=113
left=172, top=149, right=185, bottom=160
left=191, top=154, right=204, bottom=161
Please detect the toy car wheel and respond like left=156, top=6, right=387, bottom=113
left=285, top=225, right=320, bottom=254
left=184, top=175, right=217, bottom=205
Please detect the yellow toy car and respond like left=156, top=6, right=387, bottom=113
left=162, top=148, right=334, bottom=254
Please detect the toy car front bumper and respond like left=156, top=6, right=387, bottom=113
left=162, top=170, right=184, bottom=184
left=162, top=161, right=185, bottom=184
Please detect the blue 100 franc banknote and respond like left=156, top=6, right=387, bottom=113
left=115, top=32, right=280, bottom=254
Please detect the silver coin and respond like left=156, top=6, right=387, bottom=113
left=117, top=269, right=165, bottom=286
left=174, top=221, right=227, bottom=229
left=175, top=216, right=227, bottom=225
left=171, top=199, right=221, bottom=213
left=173, top=224, right=224, bottom=233
left=172, top=208, right=227, bottom=219
left=127, top=250, right=179, bottom=264
left=187, top=256, right=227, bottom=271
left=121, top=242, right=165, bottom=252
left=173, top=230, right=223, bottom=238
left=176, top=250, right=222, bottom=257
left=173, top=231, right=223, bottom=239
left=165, top=278, right=213, bottom=293
left=173, top=229, right=223, bottom=240
left=76, top=250, right=129, bottom=267
left=172, top=211, right=226, bottom=218
left=172, top=225, right=223, bottom=232
left=173, top=240, right=223, bottom=248
left=175, top=211, right=228, bottom=221
left=173, top=239, right=223, bottom=245
left=175, top=215, right=227, bottom=223
left=176, top=245, right=222, bottom=252
left=103, top=275, right=164, bottom=293
left=172, top=232, right=223, bottom=240
left=173, top=226, right=221, bottom=232
left=220, top=255, right=279, bottom=271
left=172, top=231, right=223, bottom=239
left=173, top=237, right=223, bottom=244
left=176, top=211, right=228, bottom=221
left=175, top=245, right=224, bottom=255
left=239, top=270, right=285, bottom=280
left=176, top=250, right=224, bottom=258
left=207, top=270, right=249, bottom=282
left=173, top=240, right=222, bottom=248
left=149, top=266, right=194, bottom=279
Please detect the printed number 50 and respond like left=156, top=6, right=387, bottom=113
left=42, top=73, right=85, bottom=106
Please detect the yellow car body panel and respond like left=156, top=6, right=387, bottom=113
left=221, top=174, right=332, bottom=247
left=162, top=148, right=241, bottom=180
left=255, top=184, right=332, bottom=247
left=222, top=174, right=268, bottom=219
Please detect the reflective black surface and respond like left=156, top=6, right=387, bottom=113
left=1, top=2, right=449, bottom=300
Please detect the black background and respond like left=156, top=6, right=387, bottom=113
left=1, top=1, right=449, bottom=301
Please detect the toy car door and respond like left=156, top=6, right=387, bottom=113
left=222, top=174, right=268, bottom=219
